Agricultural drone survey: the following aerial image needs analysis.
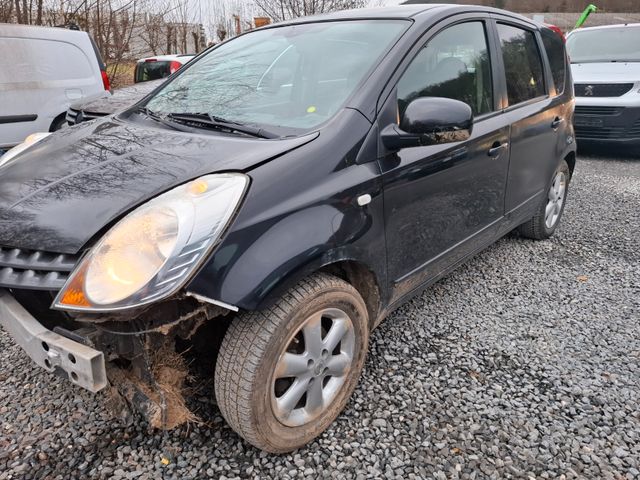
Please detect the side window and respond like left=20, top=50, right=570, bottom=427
left=0, top=38, right=93, bottom=83
left=541, top=28, right=566, bottom=95
left=397, top=21, right=493, bottom=118
left=496, top=24, right=546, bottom=105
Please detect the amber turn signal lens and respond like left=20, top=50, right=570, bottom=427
left=188, top=179, right=209, bottom=196
left=58, top=265, right=90, bottom=307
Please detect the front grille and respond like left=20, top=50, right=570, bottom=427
left=81, top=111, right=105, bottom=121
left=628, top=119, right=640, bottom=137
left=0, top=247, right=79, bottom=290
left=66, top=108, right=106, bottom=126
left=574, top=125, right=626, bottom=140
left=66, top=108, right=79, bottom=125
left=574, top=106, right=623, bottom=116
left=574, top=83, right=633, bottom=97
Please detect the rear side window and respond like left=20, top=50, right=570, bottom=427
left=541, top=28, right=566, bottom=95
left=135, top=62, right=172, bottom=82
left=497, top=24, right=545, bottom=106
left=0, top=38, right=94, bottom=83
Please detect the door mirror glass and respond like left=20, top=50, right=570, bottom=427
left=382, top=97, right=473, bottom=150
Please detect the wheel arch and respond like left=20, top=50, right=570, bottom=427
left=317, top=260, right=382, bottom=330
left=255, top=256, right=384, bottom=331
left=49, top=111, right=67, bottom=131
left=564, top=150, right=576, bottom=176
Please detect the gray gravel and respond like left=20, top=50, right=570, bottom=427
left=1, top=153, right=639, bottom=480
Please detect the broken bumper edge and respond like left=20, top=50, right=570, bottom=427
left=0, top=289, right=107, bottom=393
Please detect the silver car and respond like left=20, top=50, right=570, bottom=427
left=566, top=24, right=640, bottom=148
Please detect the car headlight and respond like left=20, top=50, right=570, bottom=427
left=0, top=132, right=51, bottom=169
left=53, top=173, right=249, bottom=312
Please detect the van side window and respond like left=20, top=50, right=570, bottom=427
left=0, top=38, right=93, bottom=83
left=541, top=29, right=566, bottom=95
left=497, top=24, right=546, bottom=105
left=397, top=21, right=493, bottom=118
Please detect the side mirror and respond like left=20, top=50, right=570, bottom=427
left=381, top=97, right=473, bottom=150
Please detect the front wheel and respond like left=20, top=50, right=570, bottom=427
left=518, top=159, right=571, bottom=240
left=214, top=273, right=369, bottom=453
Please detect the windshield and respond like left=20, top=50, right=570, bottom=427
left=566, top=26, right=640, bottom=63
left=144, top=20, right=408, bottom=133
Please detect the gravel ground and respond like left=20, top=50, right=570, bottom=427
left=1, top=153, right=639, bottom=480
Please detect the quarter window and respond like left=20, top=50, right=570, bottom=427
left=541, top=28, right=566, bottom=95
left=497, top=24, right=546, bottom=105
left=397, top=21, right=493, bottom=118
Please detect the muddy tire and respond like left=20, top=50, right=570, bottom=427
left=214, top=273, right=369, bottom=453
left=518, top=159, right=571, bottom=240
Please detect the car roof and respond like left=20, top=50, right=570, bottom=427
left=298, top=4, right=445, bottom=20
left=569, top=22, right=640, bottom=32
left=266, top=4, right=536, bottom=27
left=137, top=54, right=195, bottom=63
left=0, top=22, right=90, bottom=41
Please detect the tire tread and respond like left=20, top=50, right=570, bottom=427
left=215, top=273, right=364, bottom=452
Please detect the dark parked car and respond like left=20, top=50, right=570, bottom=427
left=66, top=79, right=165, bottom=125
left=0, top=5, right=575, bottom=453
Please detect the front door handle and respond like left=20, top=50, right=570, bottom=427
left=551, top=117, right=564, bottom=129
left=488, top=141, right=509, bottom=158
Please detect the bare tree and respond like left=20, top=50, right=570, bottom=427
left=253, top=0, right=367, bottom=22
left=0, top=0, right=15, bottom=22
left=216, top=23, right=228, bottom=42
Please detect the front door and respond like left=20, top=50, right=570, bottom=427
left=379, top=19, right=511, bottom=302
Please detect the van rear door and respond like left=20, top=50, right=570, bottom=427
left=0, top=27, right=105, bottom=148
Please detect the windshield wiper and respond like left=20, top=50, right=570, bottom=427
left=134, top=106, right=192, bottom=132
left=166, top=112, right=280, bottom=139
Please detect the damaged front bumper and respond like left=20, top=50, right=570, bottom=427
left=1, top=288, right=231, bottom=429
left=0, top=289, right=107, bottom=392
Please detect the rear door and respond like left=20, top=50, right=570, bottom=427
left=378, top=16, right=511, bottom=303
left=491, top=18, right=565, bottom=216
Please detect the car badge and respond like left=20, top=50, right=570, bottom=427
left=585, top=85, right=594, bottom=96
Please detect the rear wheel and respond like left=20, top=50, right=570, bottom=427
left=518, top=160, right=571, bottom=240
left=214, top=273, right=369, bottom=453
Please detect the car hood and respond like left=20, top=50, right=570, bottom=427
left=570, top=62, right=640, bottom=83
left=0, top=117, right=317, bottom=254
left=71, top=79, right=166, bottom=115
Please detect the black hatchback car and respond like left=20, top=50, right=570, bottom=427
left=0, top=5, right=575, bottom=453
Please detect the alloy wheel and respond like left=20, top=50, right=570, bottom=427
left=271, top=308, right=355, bottom=427
left=545, top=171, right=566, bottom=229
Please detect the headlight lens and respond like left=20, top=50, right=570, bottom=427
left=0, top=132, right=51, bottom=169
left=53, top=173, right=249, bottom=311
left=85, top=208, right=179, bottom=305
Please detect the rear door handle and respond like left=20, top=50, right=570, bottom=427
left=551, top=117, right=564, bottom=129
left=488, top=141, right=509, bottom=158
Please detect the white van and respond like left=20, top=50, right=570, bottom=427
left=0, top=24, right=110, bottom=149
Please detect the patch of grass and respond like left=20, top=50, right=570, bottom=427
left=106, top=62, right=136, bottom=89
